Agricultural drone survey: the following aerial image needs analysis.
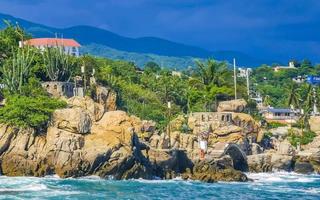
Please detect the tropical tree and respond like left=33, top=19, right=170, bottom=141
left=1, top=47, right=35, bottom=94
left=42, top=47, right=74, bottom=81
left=287, top=82, right=300, bottom=108
left=263, top=95, right=272, bottom=107
left=195, top=59, right=229, bottom=87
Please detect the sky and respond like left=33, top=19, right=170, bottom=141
left=0, top=0, right=320, bottom=63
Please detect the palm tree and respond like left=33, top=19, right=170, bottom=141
left=287, top=82, right=300, bottom=109
left=263, top=95, right=272, bottom=107
left=195, top=59, right=229, bottom=87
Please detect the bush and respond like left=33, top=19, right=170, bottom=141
left=0, top=95, right=66, bottom=130
left=267, top=121, right=287, bottom=129
left=288, top=130, right=316, bottom=147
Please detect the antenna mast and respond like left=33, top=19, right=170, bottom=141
left=233, top=58, right=237, bottom=99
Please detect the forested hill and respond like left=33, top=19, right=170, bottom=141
left=0, top=12, right=264, bottom=67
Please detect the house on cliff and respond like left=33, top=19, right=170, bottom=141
left=262, top=108, right=299, bottom=124
left=21, top=38, right=81, bottom=57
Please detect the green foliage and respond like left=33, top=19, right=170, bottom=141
left=0, top=94, right=66, bottom=129
left=288, top=130, right=316, bottom=147
left=42, top=47, right=75, bottom=81
left=267, top=122, right=287, bottom=129
left=1, top=47, right=35, bottom=94
left=0, top=21, right=30, bottom=63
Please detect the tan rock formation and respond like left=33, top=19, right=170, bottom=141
left=309, top=116, right=320, bottom=134
left=95, top=86, right=117, bottom=112
left=217, top=99, right=247, bottom=112
left=0, top=109, right=153, bottom=179
left=68, top=96, right=105, bottom=121
left=51, top=108, right=92, bottom=134
left=247, top=153, right=293, bottom=172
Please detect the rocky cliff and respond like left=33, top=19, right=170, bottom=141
left=0, top=96, right=248, bottom=182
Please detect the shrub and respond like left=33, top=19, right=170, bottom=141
left=288, top=130, right=316, bottom=147
left=0, top=95, right=66, bottom=130
left=267, top=121, right=287, bottom=129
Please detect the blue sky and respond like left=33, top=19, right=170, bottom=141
left=0, top=0, right=320, bottom=63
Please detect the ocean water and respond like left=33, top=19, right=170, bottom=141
left=0, top=172, right=319, bottom=200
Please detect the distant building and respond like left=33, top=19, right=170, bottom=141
left=172, top=71, right=182, bottom=77
left=292, top=75, right=306, bottom=83
left=238, top=68, right=252, bottom=78
left=22, top=38, right=81, bottom=57
left=42, top=81, right=84, bottom=98
left=273, top=61, right=296, bottom=72
left=262, top=108, right=299, bottom=124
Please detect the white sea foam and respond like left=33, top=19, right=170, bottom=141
left=0, top=183, right=47, bottom=192
left=246, top=172, right=320, bottom=183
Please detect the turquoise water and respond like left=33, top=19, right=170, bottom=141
left=0, top=172, right=319, bottom=199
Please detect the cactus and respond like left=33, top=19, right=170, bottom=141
left=1, top=47, right=34, bottom=94
left=42, top=47, right=73, bottom=82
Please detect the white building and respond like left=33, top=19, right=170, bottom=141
left=238, top=68, right=252, bottom=78
left=273, top=61, right=296, bottom=72
left=21, top=38, right=81, bottom=57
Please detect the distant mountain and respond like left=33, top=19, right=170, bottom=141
left=0, top=13, right=265, bottom=67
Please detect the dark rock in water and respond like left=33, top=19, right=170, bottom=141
left=181, top=159, right=248, bottom=183
left=294, top=162, right=314, bottom=174
left=247, top=153, right=293, bottom=172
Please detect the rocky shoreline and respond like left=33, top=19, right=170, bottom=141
left=0, top=94, right=319, bottom=183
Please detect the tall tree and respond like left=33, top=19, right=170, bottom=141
left=1, top=47, right=35, bottom=94
left=42, top=47, right=74, bottom=82
left=287, top=82, right=300, bottom=109
left=195, top=59, right=229, bottom=87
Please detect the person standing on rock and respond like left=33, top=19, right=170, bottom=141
left=198, top=129, right=210, bottom=160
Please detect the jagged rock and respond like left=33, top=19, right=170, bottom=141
left=95, top=86, right=117, bottom=112
left=247, top=153, right=293, bottom=172
left=309, top=116, right=320, bottom=134
left=277, top=140, right=295, bottom=155
left=294, top=161, right=314, bottom=174
left=67, top=96, right=105, bottom=121
left=181, top=159, right=248, bottom=183
left=232, top=113, right=260, bottom=135
left=217, top=99, right=247, bottom=112
left=251, top=143, right=263, bottom=155
left=141, top=120, right=156, bottom=133
left=0, top=109, right=154, bottom=179
left=51, top=108, right=92, bottom=134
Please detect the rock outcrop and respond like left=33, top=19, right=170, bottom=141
left=247, top=153, right=294, bottom=172
left=181, top=159, right=248, bottom=183
left=309, top=116, right=320, bottom=134
left=0, top=109, right=153, bottom=179
left=217, top=99, right=247, bottom=112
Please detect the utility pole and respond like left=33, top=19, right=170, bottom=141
left=81, top=63, right=86, bottom=96
left=233, top=58, right=237, bottom=100
left=167, top=101, right=171, bottom=148
left=313, top=87, right=318, bottom=115
left=246, top=69, right=250, bottom=97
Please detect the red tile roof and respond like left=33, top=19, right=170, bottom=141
left=25, top=38, right=81, bottom=47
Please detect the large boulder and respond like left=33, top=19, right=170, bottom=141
left=51, top=108, right=92, bottom=134
left=277, top=140, right=295, bottom=155
left=217, top=99, right=247, bottom=112
left=67, top=96, right=105, bottom=121
left=247, top=153, right=293, bottom=172
left=232, top=113, right=260, bottom=135
left=181, top=159, right=248, bottom=183
left=309, top=116, right=320, bottom=134
left=95, top=86, right=117, bottom=112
